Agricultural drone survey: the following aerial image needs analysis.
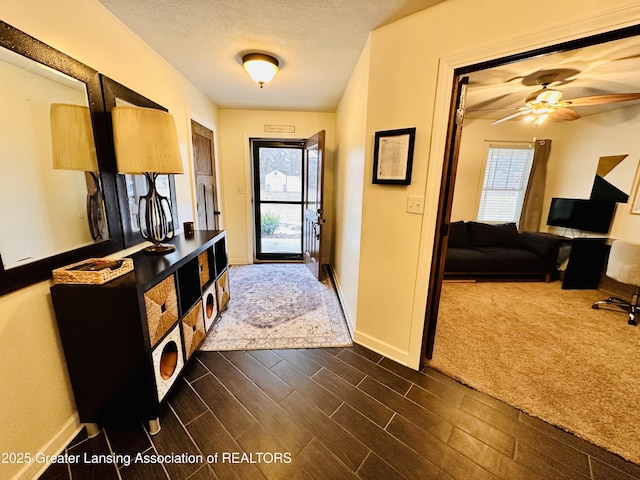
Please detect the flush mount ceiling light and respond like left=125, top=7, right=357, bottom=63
left=242, top=53, right=279, bottom=88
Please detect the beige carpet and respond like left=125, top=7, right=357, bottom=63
left=429, top=281, right=640, bottom=465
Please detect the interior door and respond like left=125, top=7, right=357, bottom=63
left=302, top=131, right=326, bottom=280
left=191, top=120, right=219, bottom=230
left=422, top=77, right=468, bottom=363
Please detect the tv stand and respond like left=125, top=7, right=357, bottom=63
left=562, top=237, right=612, bottom=289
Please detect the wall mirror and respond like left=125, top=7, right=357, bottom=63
left=101, top=76, right=179, bottom=248
left=0, top=21, right=123, bottom=295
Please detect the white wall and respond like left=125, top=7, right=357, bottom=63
left=218, top=109, right=336, bottom=265
left=0, top=2, right=218, bottom=479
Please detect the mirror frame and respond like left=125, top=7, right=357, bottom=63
left=0, top=21, right=124, bottom=295
left=101, top=75, right=179, bottom=248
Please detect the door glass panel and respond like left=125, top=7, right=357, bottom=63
left=253, top=141, right=304, bottom=260
left=259, top=203, right=302, bottom=254
left=306, top=146, right=318, bottom=210
left=258, top=147, right=303, bottom=202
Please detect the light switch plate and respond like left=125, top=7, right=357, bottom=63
left=407, top=195, right=424, bottom=214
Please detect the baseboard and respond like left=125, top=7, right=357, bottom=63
left=12, top=414, right=83, bottom=480
left=325, top=264, right=355, bottom=337
left=229, top=257, right=250, bottom=265
left=353, top=331, right=410, bottom=367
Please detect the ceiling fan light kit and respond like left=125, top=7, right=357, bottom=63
left=242, top=53, right=279, bottom=88
left=488, top=72, right=640, bottom=126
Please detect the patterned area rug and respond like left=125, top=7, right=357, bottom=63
left=200, top=263, right=352, bottom=351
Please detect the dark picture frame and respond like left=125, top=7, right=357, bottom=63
left=372, top=127, right=416, bottom=185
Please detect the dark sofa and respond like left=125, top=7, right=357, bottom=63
left=444, top=221, right=562, bottom=281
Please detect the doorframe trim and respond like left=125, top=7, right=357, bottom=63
left=412, top=5, right=640, bottom=368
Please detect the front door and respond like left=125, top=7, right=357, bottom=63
left=302, top=131, right=326, bottom=280
left=191, top=120, right=220, bottom=230
left=252, top=140, right=305, bottom=261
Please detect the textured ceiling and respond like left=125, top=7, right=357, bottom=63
left=98, top=0, right=444, bottom=111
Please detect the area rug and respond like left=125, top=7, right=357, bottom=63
left=429, top=281, right=640, bottom=465
left=200, top=263, right=352, bottom=351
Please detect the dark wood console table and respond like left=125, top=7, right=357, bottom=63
left=562, top=237, right=612, bottom=289
left=50, top=230, right=229, bottom=434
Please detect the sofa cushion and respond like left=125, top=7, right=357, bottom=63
left=448, top=221, right=471, bottom=248
left=444, top=248, right=492, bottom=273
left=516, top=231, right=562, bottom=258
left=475, top=247, right=549, bottom=273
left=466, top=222, right=518, bottom=247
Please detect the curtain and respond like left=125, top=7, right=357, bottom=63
left=519, top=139, right=552, bottom=232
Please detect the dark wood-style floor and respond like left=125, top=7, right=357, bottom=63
left=40, top=345, right=640, bottom=480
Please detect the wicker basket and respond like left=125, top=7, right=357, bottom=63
left=52, top=258, right=134, bottom=285
left=216, top=269, right=230, bottom=311
left=198, top=250, right=210, bottom=287
left=144, top=275, right=179, bottom=346
left=181, top=302, right=205, bottom=360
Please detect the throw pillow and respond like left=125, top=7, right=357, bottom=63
left=467, top=222, right=518, bottom=247
left=448, top=221, right=471, bottom=248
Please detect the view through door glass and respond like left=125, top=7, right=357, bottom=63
left=252, top=140, right=304, bottom=260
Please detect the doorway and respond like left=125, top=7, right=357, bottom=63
left=252, top=139, right=305, bottom=261
left=191, top=120, right=220, bottom=230
left=422, top=25, right=640, bottom=364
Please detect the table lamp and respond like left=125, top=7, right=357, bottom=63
left=111, top=106, right=184, bottom=254
left=51, top=103, right=104, bottom=241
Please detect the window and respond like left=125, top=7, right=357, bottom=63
left=476, top=142, right=534, bottom=223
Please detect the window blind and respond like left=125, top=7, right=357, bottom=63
left=477, top=142, right=534, bottom=223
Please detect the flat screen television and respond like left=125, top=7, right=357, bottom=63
left=546, top=197, right=616, bottom=233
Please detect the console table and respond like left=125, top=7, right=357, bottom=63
left=50, top=230, right=229, bottom=434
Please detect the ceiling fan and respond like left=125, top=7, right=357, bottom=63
left=491, top=73, right=640, bottom=125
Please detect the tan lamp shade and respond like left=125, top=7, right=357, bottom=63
left=51, top=104, right=98, bottom=171
left=112, top=106, right=184, bottom=174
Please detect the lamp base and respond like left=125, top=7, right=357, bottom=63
left=143, top=243, right=176, bottom=255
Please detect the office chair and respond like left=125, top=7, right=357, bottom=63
left=592, top=240, right=640, bottom=326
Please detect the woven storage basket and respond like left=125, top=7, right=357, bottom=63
left=181, top=302, right=205, bottom=360
left=198, top=250, right=210, bottom=287
left=144, top=275, right=179, bottom=346
left=52, top=258, right=133, bottom=285
left=216, top=269, right=230, bottom=311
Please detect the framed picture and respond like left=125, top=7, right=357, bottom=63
left=631, top=161, right=640, bottom=214
left=372, top=127, right=416, bottom=185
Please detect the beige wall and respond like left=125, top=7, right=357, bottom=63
left=218, top=109, right=336, bottom=265
left=1, top=1, right=218, bottom=479
left=332, top=38, right=371, bottom=333
left=545, top=103, right=640, bottom=240
left=453, top=119, right=536, bottom=221
left=347, top=0, right=640, bottom=368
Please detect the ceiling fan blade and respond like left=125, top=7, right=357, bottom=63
left=567, top=93, right=640, bottom=106
left=491, top=110, right=528, bottom=125
left=551, top=107, right=581, bottom=121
